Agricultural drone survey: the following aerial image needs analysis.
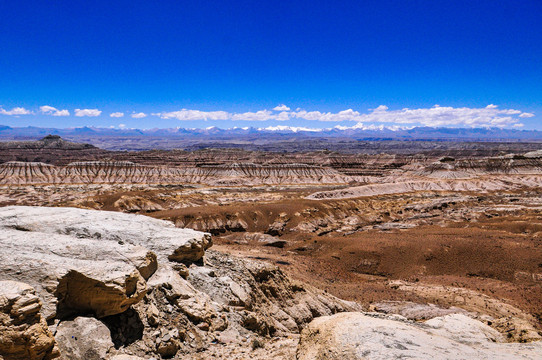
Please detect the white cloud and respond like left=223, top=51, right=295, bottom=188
left=373, top=105, right=389, bottom=111
left=275, top=111, right=290, bottom=121
left=275, top=104, right=531, bottom=128
left=119, top=104, right=534, bottom=128
left=40, top=105, right=69, bottom=116
left=75, top=108, right=102, bottom=117
left=118, top=123, right=126, bottom=128
left=0, top=107, right=33, bottom=115
left=348, top=104, right=526, bottom=128
left=273, top=104, right=290, bottom=111
left=157, top=109, right=230, bottom=121
left=231, top=110, right=274, bottom=121
left=291, top=109, right=364, bottom=122
left=110, top=112, right=124, bottom=118
left=131, top=112, right=147, bottom=118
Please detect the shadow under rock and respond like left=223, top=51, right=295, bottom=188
left=101, top=308, right=144, bottom=348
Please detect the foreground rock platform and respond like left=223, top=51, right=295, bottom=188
left=297, top=312, right=542, bottom=360
left=0, top=206, right=212, bottom=321
left=1, top=206, right=540, bottom=359
left=0, top=206, right=359, bottom=359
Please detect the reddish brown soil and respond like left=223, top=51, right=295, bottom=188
left=212, top=218, right=542, bottom=327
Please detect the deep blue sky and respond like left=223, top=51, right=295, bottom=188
left=0, top=1, right=540, bottom=129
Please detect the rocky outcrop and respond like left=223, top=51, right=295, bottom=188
left=0, top=136, right=108, bottom=166
left=0, top=135, right=96, bottom=150
left=128, top=249, right=360, bottom=359
left=388, top=280, right=542, bottom=343
left=0, top=206, right=210, bottom=322
left=0, top=281, right=59, bottom=360
left=190, top=250, right=361, bottom=335
left=0, top=206, right=211, bottom=264
left=418, top=156, right=542, bottom=178
left=0, top=206, right=359, bottom=359
left=297, top=312, right=542, bottom=360
left=0, top=225, right=150, bottom=320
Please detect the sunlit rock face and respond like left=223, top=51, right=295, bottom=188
left=297, top=312, right=542, bottom=360
left=0, top=281, right=59, bottom=360
left=0, top=205, right=212, bottom=320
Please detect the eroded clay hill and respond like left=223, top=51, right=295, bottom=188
left=0, top=161, right=351, bottom=186
left=3, top=136, right=542, bottom=190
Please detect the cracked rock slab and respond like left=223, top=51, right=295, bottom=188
left=0, top=206, right=211, bottom=263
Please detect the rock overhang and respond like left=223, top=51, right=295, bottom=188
left=0, top=206, right=212, bottom=320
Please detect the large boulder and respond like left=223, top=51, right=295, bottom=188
left=296, top=312, right=542, bottom=360
left=0, top=226, right=150, bottom=320
left=0, top=281, right=59, bottom=360
left=0, top=206, right=211, bottom=320
left=55, top=317, right=113, bottom=360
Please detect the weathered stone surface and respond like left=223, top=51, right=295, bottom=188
left=371, top=301, right=470, bottom=320
left=297, top=312, right=542, bottom=360
left=0, top=281, right=59, bottom=360
left=189, top=250, right=362, bottom=336
left=107, top=355, right=147, bottom=360
left=0, top=206, right=211, bottom=263
left=108, top=355, right=147, bottom=360
left=0, top=206, right=215, bottom=321
left=0, top=227, right=149, bottom=320
left=55, top=317, right=113, bottom=360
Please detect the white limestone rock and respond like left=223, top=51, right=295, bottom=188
left=296, top=312, right=542, bottom=360
left=0, top=206, right=211, bottom=263
left=0, top=227, right=150, bottom=320
left=0, top=206, right=211, bottom=320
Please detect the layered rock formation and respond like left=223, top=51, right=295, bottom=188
left=0, top=161, right=351, bottom=186
left=3, top=137, right=542, bottom=192
left=0, top=135, right=108, bottom=165
left=0, top=281, right=59, bottom=360
left=307, top=175, right=542, bottom=199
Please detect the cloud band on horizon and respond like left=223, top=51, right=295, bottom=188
left=155, top=104, right=533, bottom=128
left=0, top=104, right=535, bottom=128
